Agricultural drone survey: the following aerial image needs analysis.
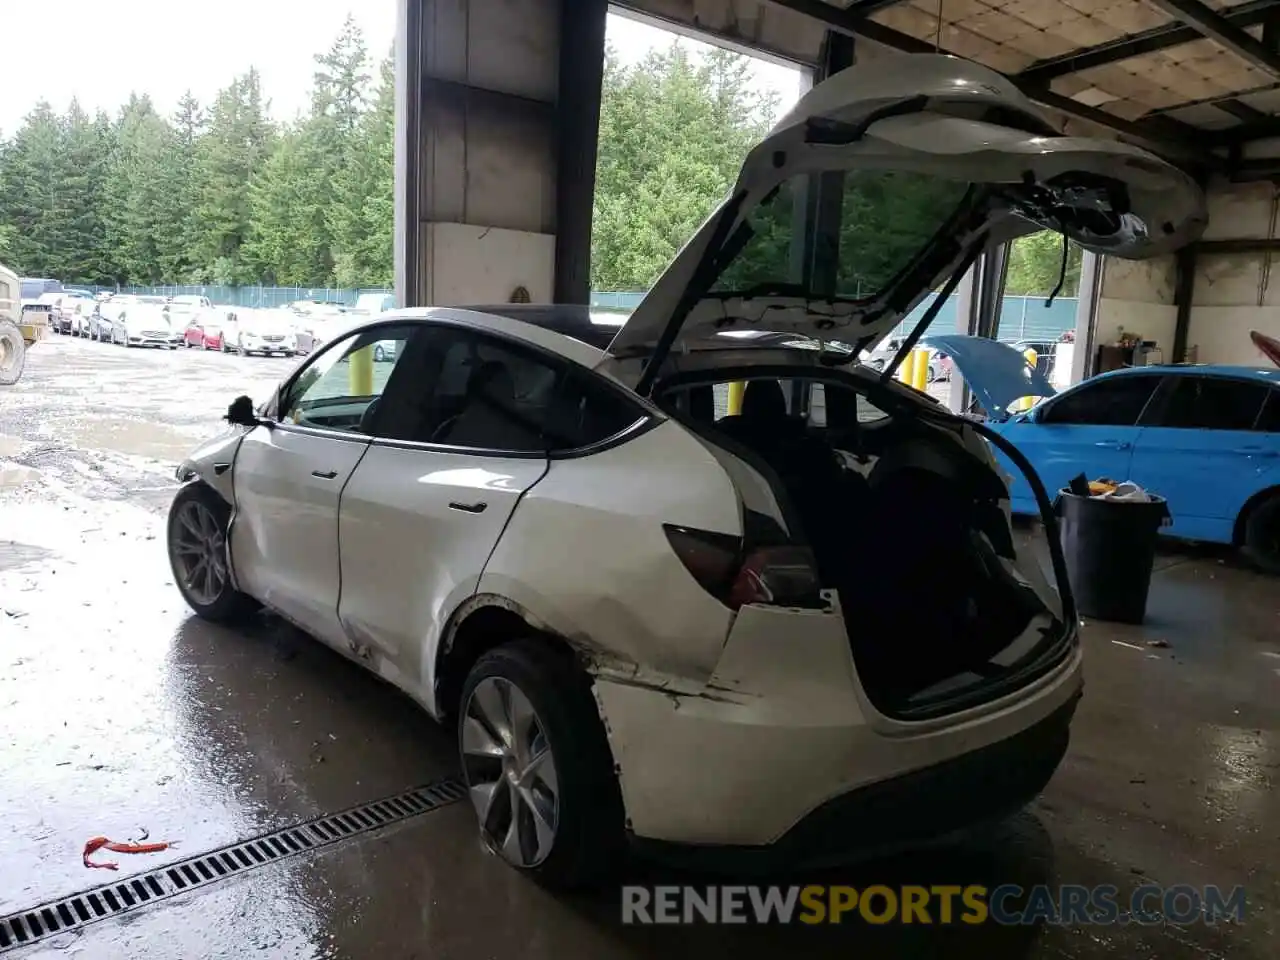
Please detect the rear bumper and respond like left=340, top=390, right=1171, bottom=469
left=631, top=694, right=1077, bottom=873
left=593, top=603, right=1082, bottom=853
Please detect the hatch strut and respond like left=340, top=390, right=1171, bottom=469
left=879, top=244, right=984, bottom=386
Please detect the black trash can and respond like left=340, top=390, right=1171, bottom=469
left=1055, top=490, right=1171, bottom=625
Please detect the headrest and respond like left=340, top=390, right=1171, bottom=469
left=742, top=379, right=787, bottom=420
left=467, top=361, right=515, bottom=402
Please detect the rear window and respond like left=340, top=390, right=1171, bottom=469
left=711, top=170, right=972, bottom=300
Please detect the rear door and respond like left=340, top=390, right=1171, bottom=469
left=336, top=325, right=563, bottom=696
left=1127, top=374, right=1277, bottom=542
left=996, top=373, right=1164, bottom=511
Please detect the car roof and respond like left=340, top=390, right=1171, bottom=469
left=1094, top=364, right=1280, bottom=385
left=383, top=305, right=622, bottom=366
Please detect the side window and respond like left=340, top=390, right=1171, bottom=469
left=281, top=325, right=416, bottom=433
left=544, top=372, right=646, bottom=451
left=418, top=330, right=564, bottom=452
left=1155, top=376, right=1268, bottom=431
left=1257, top=390, right=1280, bottom=432
left=1040, top=375, right=1161, bottom=426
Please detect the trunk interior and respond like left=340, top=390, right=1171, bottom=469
left=658, top=372, right=1070, bottom=720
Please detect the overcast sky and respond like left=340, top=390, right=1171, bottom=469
left=2, top=3, right=802, bottom=134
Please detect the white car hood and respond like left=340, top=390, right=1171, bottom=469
left=604, top=54, right=1205, bottom=387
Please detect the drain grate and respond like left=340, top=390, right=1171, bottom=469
left=0, top=779, right=466, bottom=954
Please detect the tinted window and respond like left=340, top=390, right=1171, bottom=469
left=544, top=372, right=645, bottom=451
left=1041, top=375, right=1161, bottom=426
left=1256, top=389, right=1280, bottom=432
left=417, top=330, right=564, bottom=452
left=1155, top=376, right=1267, bottom=431
left=711, top=170, right=971, bottom=299
left=281, top=325, right=416, bottom=434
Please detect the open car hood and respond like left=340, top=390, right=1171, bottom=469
left=604, top=54, right=1205, bottom=390
left=923, top=334, right=1057, bottom=420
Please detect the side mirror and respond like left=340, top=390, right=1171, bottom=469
left=225, top=395, right=267, bottom=428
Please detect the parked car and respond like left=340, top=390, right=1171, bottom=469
left=352, top=292, right=395, bottom=316
left=291, top=307, right=352, bottom=356
left=113, top=302, right=181, bottom=348
left=930, top=335, right=1280, bottom=573
left=862, top=337, right=947, bottom=381
left=183, top=313, right=228, bottom=351
left=169, top=294, right=214, bottom=313
left=226, top=308, right=298, bottom=356
left=166, top=54, right=1204, bottom=887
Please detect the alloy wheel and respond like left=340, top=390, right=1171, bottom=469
left=170, top=499, right=228, bottom=606
left=461, top=677, right=560, bottom=868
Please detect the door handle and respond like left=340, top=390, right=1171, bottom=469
left=449, top=501, right=488, bottom=514
left=1094, top=440, right=1131, bottom=450
left=311, top=469, right=339, bottom=479
left=1233, top=446, right=1279, bottom=457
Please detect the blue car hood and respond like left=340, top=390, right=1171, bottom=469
left=922, top=334, right=1057, bottom=421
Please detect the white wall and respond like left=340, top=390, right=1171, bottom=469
left=1096, top=256, right=1179, bottom=363
left=423, top=223, right=555, bottom=304
left=1092, top=182, right=1280, bottom=367
left=1187, top=181, right=1280, bottom=366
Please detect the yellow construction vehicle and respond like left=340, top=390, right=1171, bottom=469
left=1, top=261, right=48, bottom=385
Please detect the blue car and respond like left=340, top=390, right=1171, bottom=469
left=929, top=335, right=1280, bottom=573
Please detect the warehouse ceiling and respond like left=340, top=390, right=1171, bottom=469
left=617, top=0, right=1280, bottom=178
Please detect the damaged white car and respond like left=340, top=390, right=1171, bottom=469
left=167, top=55, right=1205, bottom=887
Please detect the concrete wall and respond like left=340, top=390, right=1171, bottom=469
left=1091, top=182, right=1280, bottom=367
left=1097, top=256, right=1179, bottom=363
left=1190, top=182, right=1280, bottom=366
left=397, top=0, right=581, bottom=306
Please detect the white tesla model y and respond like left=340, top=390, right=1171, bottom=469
left=168, top=54, right=1205, bottom=887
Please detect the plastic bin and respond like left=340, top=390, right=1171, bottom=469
left=1055, top=490, right=1171, bottom=625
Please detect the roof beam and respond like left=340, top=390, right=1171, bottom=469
left=1145, top=0, right=1280, bottom=77
left=1017, top=0, right=1280, bottom=86
left=842, top=0, right=910, bottom=17
left=762, top=0, right=1215, bottom=164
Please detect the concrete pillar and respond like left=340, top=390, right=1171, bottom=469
left=947, top=262, right=979, bottom=413
left=1070, top=250, right=1103, bottom=385
left=395, top=0, right=608, bottom=308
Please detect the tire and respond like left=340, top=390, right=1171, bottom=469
left=1242, top=493, right=1280, bottom=575
left=0, top=321, right=26, bottom=386
left=167, top=483, right=259, bottom=622
left=459, top=640, right=624, bottom=889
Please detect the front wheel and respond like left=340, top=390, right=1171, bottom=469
left=0, top=321, right=26, bottom=385
left=1242, top=493, right=1280, bottom=575
left=459, top=640, right=624, bottom=889
left=167, top=483, right=259, bottom=621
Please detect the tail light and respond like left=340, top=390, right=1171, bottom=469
left=663, top=523, right=823, bottom=611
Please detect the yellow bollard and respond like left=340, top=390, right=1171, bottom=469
left=914, top=348, right=930, bottom=391
left=1009, top=348, right=1039, bottom=413
left=727, top=381, right=746, bottom=416
left=349, top=344, right=374, bottom=396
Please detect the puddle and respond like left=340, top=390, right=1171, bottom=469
left=61, top=417, right=199, bottom=461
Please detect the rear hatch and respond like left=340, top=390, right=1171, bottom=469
left=602, top=54, right=1205, bottom=389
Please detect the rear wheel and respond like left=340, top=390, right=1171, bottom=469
left=459, top=640, right=624, bottom=889
left=0, top=321, right=26, bottom=386
left=1242, top=493, right=1280, bottom=575
left=167, top=483, right=259, bottom=622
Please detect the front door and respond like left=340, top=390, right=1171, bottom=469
left=995, top=372, right=1165, bottom=512
left=230, top=325, right=415, bottom=645
left=1128, top=375, right=1279, bottom=542
left=337, top=326, right=562, bottom=698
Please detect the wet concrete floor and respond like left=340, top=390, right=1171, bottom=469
left=0, top=335, right=1276, bottom=958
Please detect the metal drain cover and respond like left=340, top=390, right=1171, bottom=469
left=0, top=779, right=466, bottom=954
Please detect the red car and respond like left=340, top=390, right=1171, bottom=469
left=183, top=320, right=226, bottom=351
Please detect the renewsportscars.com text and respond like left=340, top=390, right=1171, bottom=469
left=621, top=884, right=1246, bottom=926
